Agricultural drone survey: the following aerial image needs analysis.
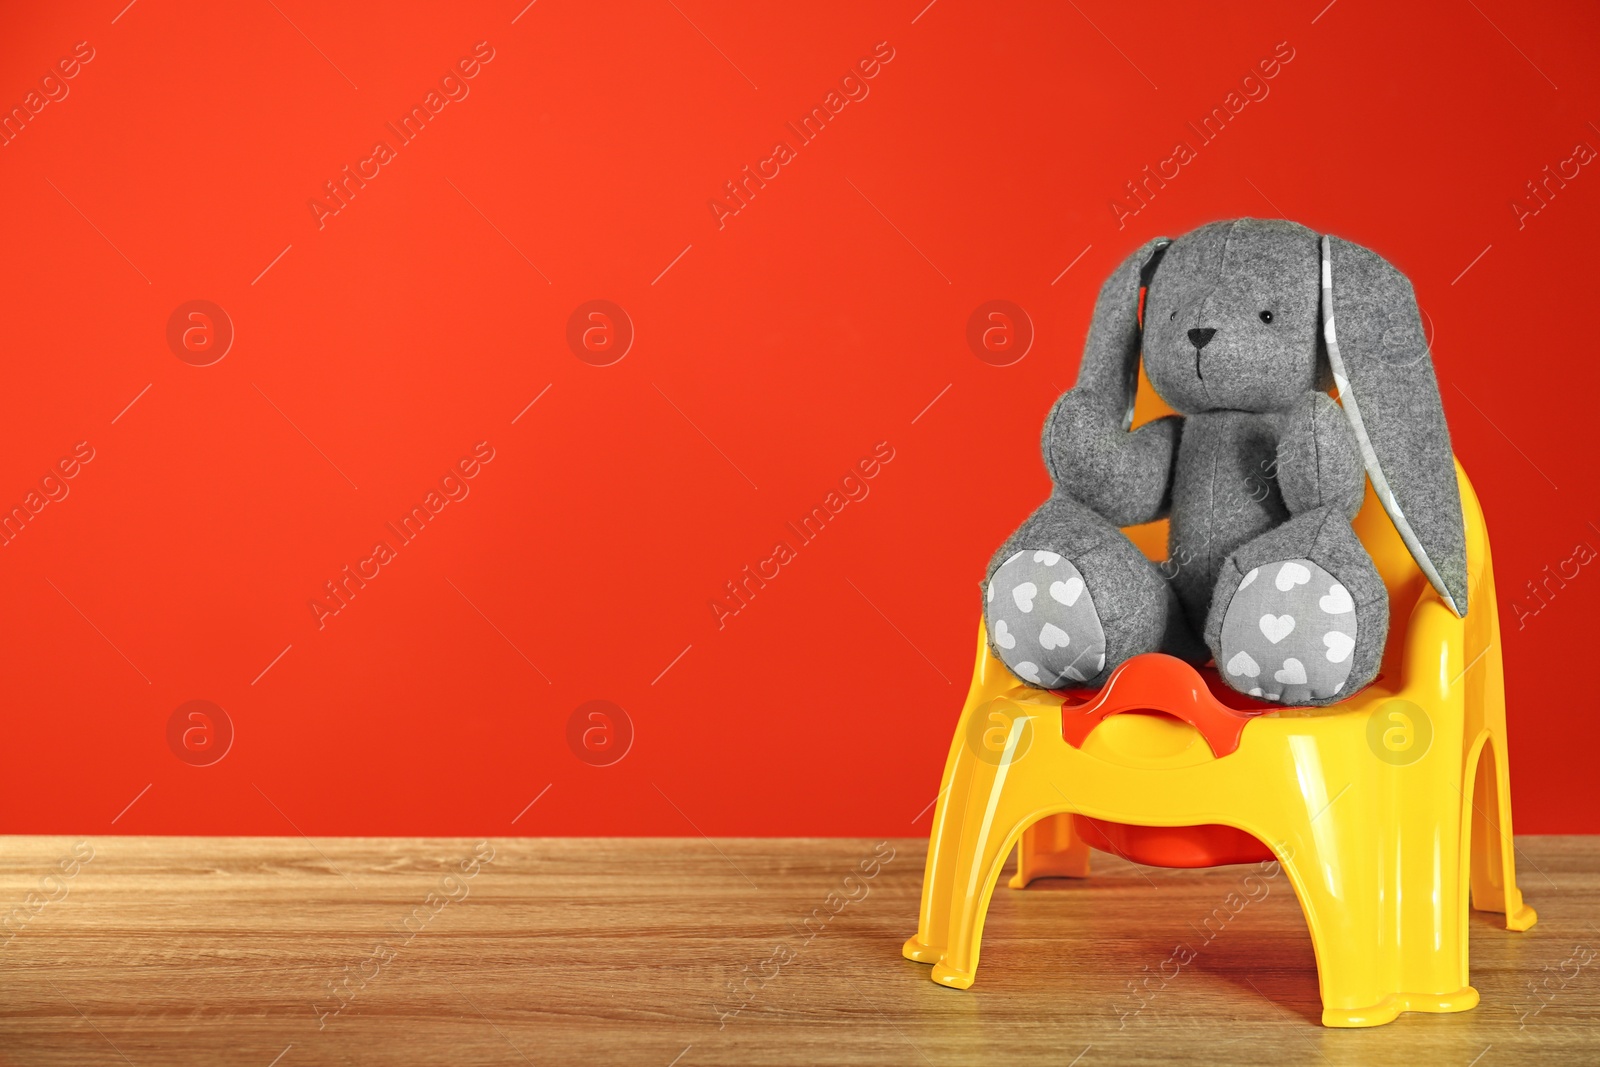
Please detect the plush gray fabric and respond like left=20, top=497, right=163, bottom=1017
left=985, top=550, right=1107, bottom=687
left=1323, top=235, right=1468, bottom=615
left=1072, top=236, right=1171, bottom=421
left=1214, top=557, right=1359, bottom=703
left=1043, top=387, right=1181, bottom=527
left=984, top=494, right=1205, bottom=688
left=1044, top=237, right=1181, bottom=527
left=987, top=217, right=1466, bottom=706
left=1204, top=513, right=1388, bottom=705
left=1163, top=409, right=1288, bottom=632
left=1142, top=220, right=1325, bottom=416
left=1275, top=392, right=1366, bottom=519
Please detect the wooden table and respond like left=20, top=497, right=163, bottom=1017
left=0, top=836, right=1594, bottom=1065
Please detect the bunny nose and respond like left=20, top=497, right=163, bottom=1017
left=1187, top=328, right=1216, bottom=349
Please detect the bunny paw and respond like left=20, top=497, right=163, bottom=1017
left=1216, top=558, right=1357, bottom=704
left=985, top=550, right=1106, bottom=688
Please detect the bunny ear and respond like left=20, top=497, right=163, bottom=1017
left=1076, top=236, right=1170, bottom=430
left=1321, top=234, right=1468, bottom=616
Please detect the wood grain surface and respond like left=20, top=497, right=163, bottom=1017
left=0, top=835, right=1594, bottom=1066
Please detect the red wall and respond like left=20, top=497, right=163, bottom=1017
left=2, top=1, right=1595, bottom=836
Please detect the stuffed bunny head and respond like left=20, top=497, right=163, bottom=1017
left=1140, top=218, right=1325, bottom=415
left=1079, top=216, right=1468, bottom=616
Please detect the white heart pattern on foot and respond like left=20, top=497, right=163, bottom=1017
left=1226, top=650, right=1260, bottom=678
left=1038, top=623, right=1070, bottom=651
left=1219, top=557, right=1361, bottom=705
left=984, top=550, right=1105, bottom=690
left=1012, top=582, right=1037, bottom=613
left=1323, top=630, right=1354, bottom=663
left=1049, top=577, right=1084, bottom=607
left=1319, top=583, right=1354, bottom=615
left=1259, top=614, right=1296, bottom=644
left=1275, top=561, right=1311, bottom=591
left=1274, top=658, right=1308, bottom=686
left=993, top=619, right=1016, bottom=650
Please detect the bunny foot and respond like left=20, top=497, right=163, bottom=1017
left=1206, top=507, right=1387, bottom=706
left=1212, top=558, right=1360, bottom=704
left=986, top=495, right=1203, bottom=690
left=985, top=550, right=1107, bottom=688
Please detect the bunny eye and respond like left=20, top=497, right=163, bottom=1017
left=1259, top=310, right=1274, bottom=324
left=1169, top=309, right=1177, bottom=320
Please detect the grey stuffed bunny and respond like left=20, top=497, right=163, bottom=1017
left=984, top=218, right=1467, bottom=706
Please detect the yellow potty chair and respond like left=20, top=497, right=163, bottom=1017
left=902, top=456, right=1536, bottom=1027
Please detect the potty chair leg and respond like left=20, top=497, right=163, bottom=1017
left=1467, top=735, right=1538, bottom=931
left=1463, top=586, right=1537, bottom=933
left=1010, top=814, right=1091, bottom=888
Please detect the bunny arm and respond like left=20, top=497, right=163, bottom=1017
left=1043, top=388, right=1181, bottom=526
left=1042, top=234, right=1179, bottom=528
left=1272, top=391, right=1365, bottom=520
